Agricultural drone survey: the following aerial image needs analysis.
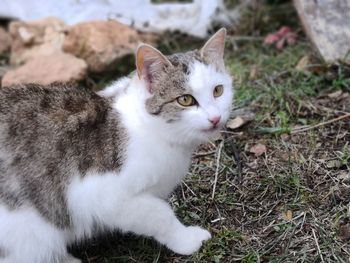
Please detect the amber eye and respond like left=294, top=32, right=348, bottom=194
left=213, top=85, right=224, bottom=98
left=177, top=95, right=196, bottom=107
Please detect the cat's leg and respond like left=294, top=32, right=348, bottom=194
left=0, top=205, right=80, bottom=263
left=68, top=176, right=210, bottom=255
left=109, top=194, right=211, bottom=255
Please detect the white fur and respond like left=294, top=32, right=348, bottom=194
left=0, top=205, right=70, bottom=263
left=0, top=61, right=232, bottom=262
left=97, top=77, right=131, bottom=98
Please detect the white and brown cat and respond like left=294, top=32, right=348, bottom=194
left=0, top=28, right=233, bottom=263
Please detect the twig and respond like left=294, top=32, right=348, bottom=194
left=225, top=137, right=243, bottom=183
left=193, top=150, right=216, bottom=158
left=211, top=217, right=226, bottom=223
left=262, top=212, right=305, bottom=232
left=227, top=35, right=264, bottom=41
left=232, top=142, right=243, bottom=184
left=211, top=141, right=224, bottom=200
left=182, top=181, right=197, bottom=197
left=312, top=228, right=324, bottom=263
left=291, top=113, right=350, bottom=134
left=313, top=103, right=350, bottom=115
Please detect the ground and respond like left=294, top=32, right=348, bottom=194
left=72, top=37, right=350, bottom=261
left=6, top=2, right=347, bottom=262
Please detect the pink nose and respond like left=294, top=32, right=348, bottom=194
left=209, top=116, right=221, bottom=126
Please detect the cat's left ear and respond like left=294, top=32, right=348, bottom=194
left=200, top=28, right=226, bottom=71
left=136, top=44, right=173, bottom=93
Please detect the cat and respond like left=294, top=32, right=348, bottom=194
left=0, top=28, right=233, bottom=263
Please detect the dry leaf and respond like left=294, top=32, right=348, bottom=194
left=327, top=90, right=342, bottom=98
left=264, top=26, right=297, bottom=49
left=249, top=65, right=259, bottom=80
left=280, top=152, right=290, bottom=162
left=296, top=55, right=310, bottom=71
left=212, top=132, right=223, bottom=142
left=282, top=210, right=293, bottom=221
left=280, top=133, right=290, bottom=141
left=230, top=107, right=256, bottom=121
left=295, top=55, right=326, bottom=74
left=264, top=33, right=280, bottom=44
left=338, top=224, right=350, bottom=241
left=326, top=159, right=342, bottom=169
left=337, top=172, right=350, bottom=181
left=226, top=116, right=245, bottom=130
left=249, top=143, right=267, bottom=156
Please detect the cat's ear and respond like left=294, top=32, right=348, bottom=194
left=200, top=28, right=226, bottom=71
left=136, top=44, right=173, bottom=93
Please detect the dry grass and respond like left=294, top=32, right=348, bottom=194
left=72, top=47, right=350, bottom=263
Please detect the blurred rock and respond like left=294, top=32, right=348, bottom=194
left=0, top=27, right=11, bottom=55
left=2, top=53, right=87, bottom=87
left=0, top=0, right=252, bottom=38
left=294, top=0, right=350, bottom=64
left=63, top=20, right=139, bottom=73
left=0, top=65, right=9, bottom=77
left=0, top=65, right=10, bottom=88
left=9, top=17, right=66, bottom=65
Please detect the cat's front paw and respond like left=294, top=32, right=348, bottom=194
left=167, top=226, right=211, bottom=255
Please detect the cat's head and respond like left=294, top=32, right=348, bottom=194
left=136, top=28, right=233, bottom=145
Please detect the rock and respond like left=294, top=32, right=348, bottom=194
left=0, top=65, right=10, bottom=88
left=2, top=53, right=87, bottom=87
left=63, top=20, right=140, bottom=73
left=0, top=27, right=11, bottom=55
left=9, top=17, right=67, bottom=65
left=294, top=0, right=350, bottom=63
left=0, top=65, right=10, bottom=78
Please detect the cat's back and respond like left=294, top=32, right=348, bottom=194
left=0, top=83, right=125, bottom=174
left=0, top=83, right=118, bottom=148
left=0, top=83, right=110, bottom=126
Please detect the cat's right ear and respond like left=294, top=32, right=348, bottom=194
left=200, top=28, right=226, bottom=71
left=136, top=44, right=173, bottom=93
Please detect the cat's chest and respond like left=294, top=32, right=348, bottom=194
left=128, top=137, right=192, bottom=197
left=148, top=146, right=191, bottom=197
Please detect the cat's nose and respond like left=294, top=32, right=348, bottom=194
left=209, top=116, right=221, bottom=126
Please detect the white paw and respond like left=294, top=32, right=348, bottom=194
left=167, top=226, right=211, bottom=255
